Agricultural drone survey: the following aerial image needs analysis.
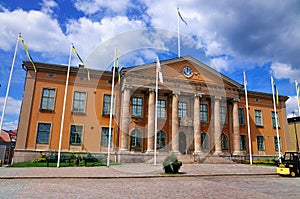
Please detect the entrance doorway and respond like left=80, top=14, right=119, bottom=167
left=179, top=132, right=186, bottom=154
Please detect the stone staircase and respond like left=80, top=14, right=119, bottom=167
left=178, top=154, right=235, bottom=164
left=198, top=155, right=235, bottom=164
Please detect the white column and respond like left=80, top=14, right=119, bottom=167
left=147, top=90, right=155, bottom=152
left=172, top=93, right=179, bottom=152
left=214, top=96, right=222, bottom=155
left=120, top=87, right=131, bottom=151
left=194, top=95, right=201, bottom=153
left=232, top=99, right=241, bottom=155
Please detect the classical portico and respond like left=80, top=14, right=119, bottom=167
left=117, top=56, right=243, bottom=157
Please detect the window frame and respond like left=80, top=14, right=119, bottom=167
left=72, top=91, right=87, bottom=114
left=221, top=133, right=228, bottom=150
left=257, top=135, right=265, bottom=151
left=238, top=108, right=245, bottom=125
left=220, top=106, right=226, bottom=124
left=200, top=104, right=208, bottom=122
left=101, top=127, right=113, bottom=147
left=131, top=97, right=143, bottom=117
left=130, top=129, right=142, bottom=151
left=274, top=136, right=281, bottom=152
left=255, top=110, right=263, bottom=126
left=157, top=99, right=166, bottom=118
left=70, top=125, right=83, bottom=145
left=201, top=132, right=209, bottom=149
left=240, top=134, right=246, bottom=151
left=157, top=130, right=166, bottom=149
left=102, top=94, right=115, bottom=116
left=40, top=88, right=56, bottom=111
left=178, top=102, right=187, bottom=118
left=271, top=111, right=280, bottom=128
left=36, top=123, right=51, bottom=144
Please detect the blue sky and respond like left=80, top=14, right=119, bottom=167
left=1, top=0, right=300, bottom=130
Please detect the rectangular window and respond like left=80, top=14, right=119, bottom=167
left=220, top=106, right=226, bottom=124
left=178, top=102, right=187, bottom=118
left=72, top=91, right=87, bottom=113
left=36, top=123, right=51, bottom=144
left=238, top=108, right=245, bottom=125
left=271, top=111, right=280, bottom=128
left=255, top=110, right=263, bottom=126
left=70, top=125, right=83, bottom=145
left=200, top=104, right=208, bottom=122
left=157, top=100, right=166, bottom=118
left=274, top=137, right=281, bottom=152
left=132, top=97, right=143, bottom=117
left=101, top=127, right=113, bottom=147
left=40, top=88, right=55, bottom=111
left=257, top=136, right=265, bottom=151
left=103, top=95, right=115, bottom=116
left=240, top=135, right=246, bottom=150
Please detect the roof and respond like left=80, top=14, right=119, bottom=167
left=0, top=131, right=11, bottom=142
left=22, top=61, right=112, bottom=79
left=122, top=55, right=244, bottom=89
left=243, top=90, right=289, bottom=102
left=288, top=116, right=300, bottom=124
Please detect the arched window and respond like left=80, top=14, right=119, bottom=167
left=221, top=133, right=228, bottom=150
left=201, top=132, right=209, bottom=149
left=157, top=131, right=166, bottom=149
left=130, top=129, right=142, bottom=151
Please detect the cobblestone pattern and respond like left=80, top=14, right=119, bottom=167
left=0, top=163, right=276, bottom=178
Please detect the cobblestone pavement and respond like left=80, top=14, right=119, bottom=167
left=1, top=176, right=300, bottom=199
left=1, top=164, right=298, bottom=199
left=0, top=163, right=276, bottom=178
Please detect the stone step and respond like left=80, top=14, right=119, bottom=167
left=178, top=154, right=236, bottom=164
left=198, top=155, right=235, bottom=164
left=178, top=154, right=197, bottom=164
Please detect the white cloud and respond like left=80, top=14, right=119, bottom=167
left=40, top=0, right=58, bottom=16
left=74, top=0, right=131, bottom=15
left=144, top=0, right=300, bottom=72
left=271, top=62, right=300, bottom=82
left=0, top=96, right=22, bottom=115
left=210, top=56, right=229, bottom=71
left=0, top=4, right=8, bottom=12
left=85, top=28, right=171, bottom=70
left=286, top=96, right=299, bottom=118
left=66, top=16, right=157, bottom=68
left=0, top=9, right=68, bottom=54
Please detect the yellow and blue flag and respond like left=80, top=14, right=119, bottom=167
left=271, top=76, right=279, bottom=105
left=296, top=80, right=300, bottom=105
left=18, top=34, right=37, bottom=72
left=72, top=44, right=90, bottom=80
left=177, top=7, right=188, bottom=26
left=115, top=48, right=120, bottom=84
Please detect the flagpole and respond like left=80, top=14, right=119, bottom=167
left=0, top=34, right=20, bottom=135
left=295, top=80, right=300, bottom=116
left=177, top=7, right=181, bottom=58
left=107, top=47, right=117, bottom=167
left=154, top=57, right=159, bottom=165
left=57, top=44, right=72, bottom=168
left=243, top=71, right=252, bottom=165
left=271, top=76, right=281, bottom=160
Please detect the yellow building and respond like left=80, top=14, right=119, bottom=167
left=287, top=116, right=300, bottom=152
left=14, top=56, right=289, bottom=163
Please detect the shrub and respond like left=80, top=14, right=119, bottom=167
left=32, top=157, right=47, bottom=163
left=163, top=152, right=182, bottom=174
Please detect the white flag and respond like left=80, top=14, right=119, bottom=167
left=156, top=56, right=163, bottom=83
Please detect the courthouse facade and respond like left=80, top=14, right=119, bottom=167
left=14, top=56, right=289, bottom=163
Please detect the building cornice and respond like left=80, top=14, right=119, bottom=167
left=22, top=61, right=113, bottom=79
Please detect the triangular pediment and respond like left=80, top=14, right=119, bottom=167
left=122, top=56, right=243, bottom=98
